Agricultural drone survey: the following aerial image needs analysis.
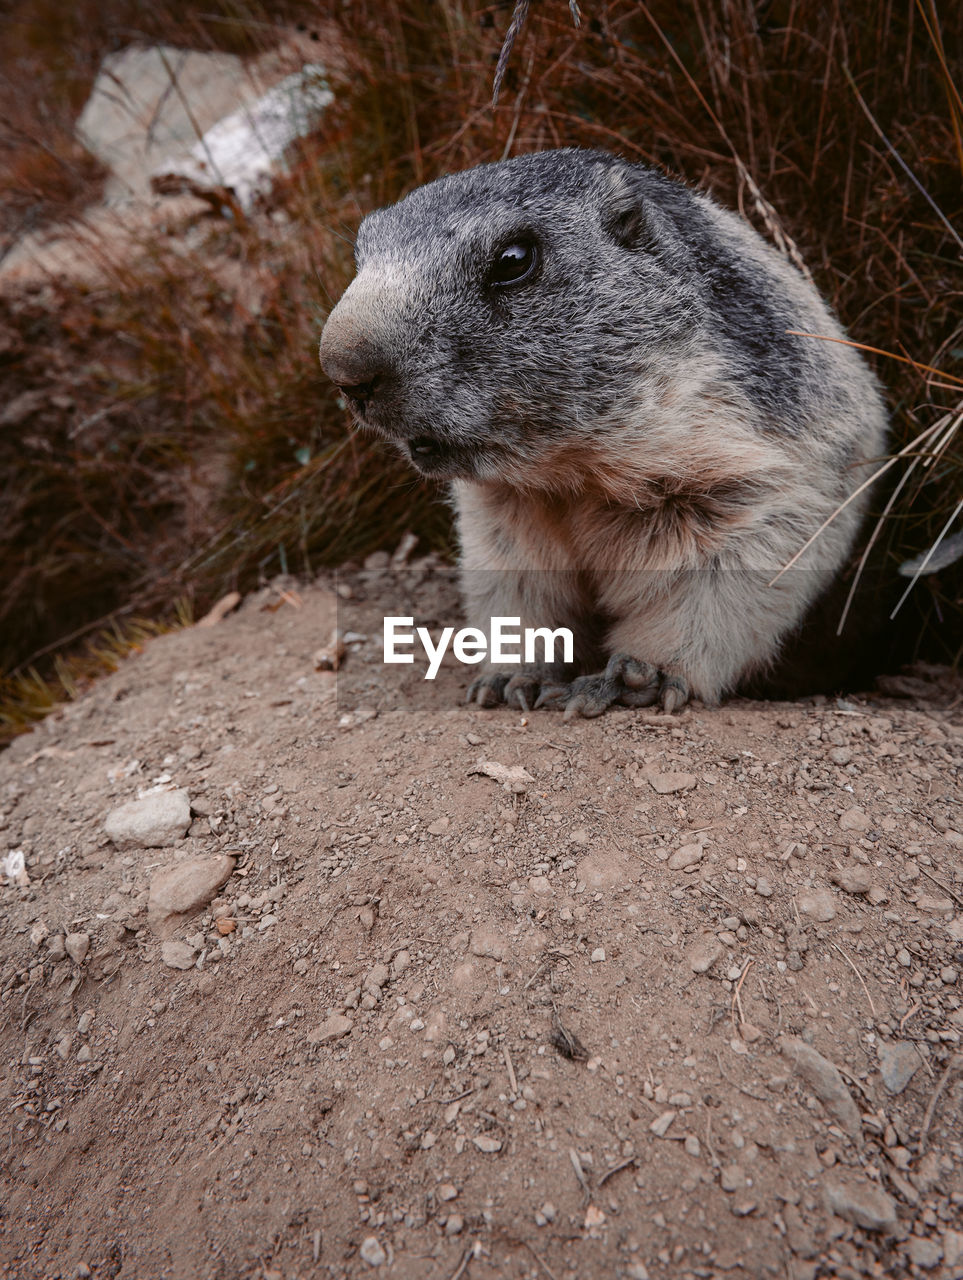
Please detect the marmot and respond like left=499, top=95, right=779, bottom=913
left=319, top=149, right=888, bottom=716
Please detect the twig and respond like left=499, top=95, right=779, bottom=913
left=597, top=1155, right=638, bottom=1187
left=418, top=1087, right=475, bottom=1106
left=785, top=332, right=963, bottom=387
left=768, top=414, right=950, bottom=585
left=832, top=942, right=878, bottom=1018
left=919, top=1055, right=962, bottom=1155
left=524, top=960, right=552, bottom=991
left=521, top=1239, right=561, bottom=1280
left=503, top=1046, right=519, bottom=1097
left=703, top=1112, right=719, bottom=1167
left=492, top=0, right=530, bottom=108
left=731, top=957, right=754, bottom=1029
left=446, top=1244, right=476, bottom=1280
left=842, top=63, right=963, bottom=254
left=899, top=1002, right=922, bottom=1034
left=836, top=449, right=921, bottom=635
left=916, top=864, right=963, bottom=907
left=891, top=497, right=963, bottom=618
left=837, top=1063, right=877, bottom=1106
left=568, top=1147, right=591, bottom=1198
left=715, top=1052, right=769, bottom=1102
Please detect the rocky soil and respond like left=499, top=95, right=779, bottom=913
left=1, top=562, right=961, bottom=1280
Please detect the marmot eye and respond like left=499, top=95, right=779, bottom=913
left=488, top=239, right=538, bottom=286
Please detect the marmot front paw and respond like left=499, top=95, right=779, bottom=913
left=467, top=654, right=689, bottom=718
left=536, top=653, right=689, bottom=719
left=466, top=667, right=562, bottom=713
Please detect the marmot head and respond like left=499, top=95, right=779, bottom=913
left=319, top=149, right=702, bottom=482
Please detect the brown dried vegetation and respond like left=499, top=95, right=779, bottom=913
left=0, top=0, right=960, bottom=740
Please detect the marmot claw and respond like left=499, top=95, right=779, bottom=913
left=469, top=655, right=688, bottom=718
left=552, top=662, right=688, bottom=719
left=467, top=670, right=546, bottom=712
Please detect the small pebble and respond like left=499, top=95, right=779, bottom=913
left=668, top=843, right=704, bottom=871
left=160, top=939, right=197, bottom=970
left=838, top=807, right=870, bottom=832
left=687, top=936, right=723, bottom=974
left=905, top=1236, right=943, bottom=1270
left=473, top=1134, right=502, bottom=1154
left=646, top=771, right=697, bottom=795
left=649, top=1110, right=676, bottom=1138
left=830, top=866, right=874, bottom=896
left=359, top=1236, right=387, bottom=1267
left=823, top=1178, right=897, bottom=1232
left=797, top=890, right=836, bottom=922
left=877, top=1041, right=921, bottom=1094
left=307, top=1014, right=353, bottom=1044
left=65, top=933, right=90, bottom=965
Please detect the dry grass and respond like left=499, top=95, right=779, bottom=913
left=0, top=0, right=960, bottom=742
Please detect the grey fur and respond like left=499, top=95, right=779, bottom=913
left=319, top=148, right=888, bottom=714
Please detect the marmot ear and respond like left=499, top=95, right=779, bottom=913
left=600, top=167, right=659, bottom=252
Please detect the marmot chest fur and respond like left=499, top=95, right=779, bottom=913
left=319, top=148, right=887, bottom=716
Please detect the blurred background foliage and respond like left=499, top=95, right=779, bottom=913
left=0, top=0, right=959, bottom=738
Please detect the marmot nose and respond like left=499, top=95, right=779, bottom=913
left=337, top=375, right=380, bottom=402
left=318, top=318, right=389, bottom=399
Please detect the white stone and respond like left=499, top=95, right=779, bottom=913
left=160, top=939, right=197, bottom=970
left=152, top=64, right=332, bottom=211
left=105, top=789, right=191, bottom=849
left=77, top=46, right=250, bottom=202
left=359, top=1237, right=387, bottom=1267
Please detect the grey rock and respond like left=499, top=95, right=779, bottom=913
left=720, top=1164, right=746, bottom=1192
left=148, top=855, right=235, bottom=933
left=687, top=935, right=724, bottom=973
left=668, top=842, right=704, bottom=871
left=905, top=1236, right=942, bottom=1270
left=830, top=865, right=874, bottom=895
left=65, top=932, right=90, bottom=965
left=797, top=889, right=836, bottom=922
left=779, top=1035, right=861, bottom=1141
left=877, top=1041, right=921, bottom=1095
left=783, top=1204, right=818, bottom=1258
left=160, top=939, right=198, bottom=970
left=307, top=1014, right=353, bottom=1045
left=105, top=789, right=191, bottom=849
left=942, top=1230, right=963, bottom=1271
left=838, top=807, right=871, bottom=832
left=646, top=771, right=697, bottom=795
left=823, top=1177, right=897, bottom=1232
left=359, top=1237, right=387, bottom=1267
left=649, top=1110, right=676, bottom=1137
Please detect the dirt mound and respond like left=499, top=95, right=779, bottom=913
left=1, top=568, right=961, bottom=1279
